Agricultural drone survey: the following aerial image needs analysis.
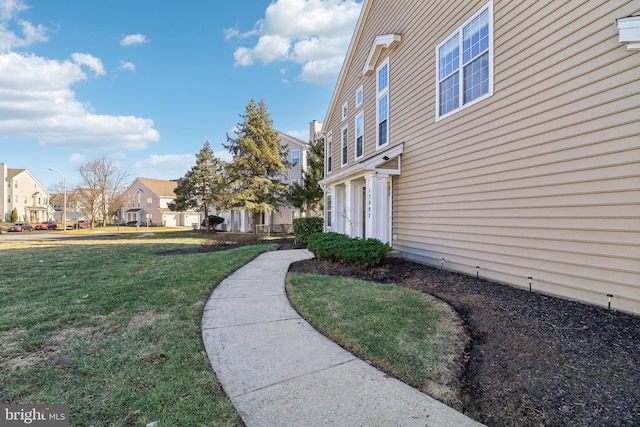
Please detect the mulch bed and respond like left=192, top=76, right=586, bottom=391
left=288, top=255, right=640, bottom=427
left=161, top=238, right=640, bottom=426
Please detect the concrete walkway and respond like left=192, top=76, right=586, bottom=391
left=202, top=250, right=484, bottom=427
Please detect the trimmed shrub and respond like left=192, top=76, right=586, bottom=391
left=292, top=217, right=324, bottom=244
left=202, top=215, right=224, bottom=230
left=307, top=232, right=392, bottom=269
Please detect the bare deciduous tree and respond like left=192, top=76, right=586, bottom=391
left=77, top=155, right=129, bottom=227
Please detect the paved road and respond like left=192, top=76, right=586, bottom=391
left=0, top=229, right=118, bottom=242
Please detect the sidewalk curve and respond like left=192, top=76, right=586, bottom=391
left=202, top=249, right=484, bottom=427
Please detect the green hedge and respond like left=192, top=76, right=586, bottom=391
left=292, top=217, right=324, bottom=244
left=307, top=232, right=392, bottom=269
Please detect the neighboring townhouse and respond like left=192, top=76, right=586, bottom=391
left=50, top=188, right=92, bottom=225
left=1, top=163, right=53, bottom=222
left=222, top=129, right=313, bottom=233
left=121, top=177, right=199, bottom=227
left=321, top=1, right=640, bottom=313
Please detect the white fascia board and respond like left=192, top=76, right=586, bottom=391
left=321, top=143, right=404, bottom=187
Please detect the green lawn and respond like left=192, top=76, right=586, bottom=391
left=0, top=231, right=273, bottom=426
left=286, top=273, right=467, bottom=408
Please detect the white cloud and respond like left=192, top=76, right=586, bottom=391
left=133, top=154, right=195, bottom=180
left=132, top=150, right=232, bottom=181
left=71, top=52, right=105, bottom=76
left=250, top=34, right=291, bottom=63
left=227, top=0, right=362, bottom=86
left=68, top=152, right=86, bottom=163
left=299, top=55, right=345, bottom=85
left=0, top=51, right=160, bottom=150
left=224, top=22, right=262, bottom=41
left=117, top=60, right=136, bottom=72
left=0, top=0, right=48, bottom=51
left=223, top=27, right=239, bottom=40
left=284, top=128, right=308, bottom=141
left=120, top=33, right=148, bottom=47
left=0, top=0, right=28, bottom=21
left=280, top=68, right=289, bottom=84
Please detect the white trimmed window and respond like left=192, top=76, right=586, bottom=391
left=355, top=112, right=364, bottom=159
left=356, top=85, right=363, bottom=107
left=341, top=126, right=349, bottom=166
left=436, top=2, right=493, bottom=119
left=376, top=58, right=389, bottom=148
left=342, top=102, right=348, bottom=120
left=326, top=194, right=332, bottom=228
left=291, top=149, right=300, bottom=167
left=326, top=131, right=333, bottom=173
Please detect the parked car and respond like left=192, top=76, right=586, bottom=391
left=75, top=220, right=90, bottom=229
left=8, top=222, right=33, bottom=232
left=35, top=221, right=57, bottom=230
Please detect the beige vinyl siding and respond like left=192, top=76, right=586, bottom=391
left=325, top=0, right=640, bottom=313
left=391, top=0, right=639, bottom=313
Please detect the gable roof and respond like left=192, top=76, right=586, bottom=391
left=277, top=130, right=309, bottom=149
left=7, top=168, right=25, bottom=179
left=137, top=178, right=178, bottom=197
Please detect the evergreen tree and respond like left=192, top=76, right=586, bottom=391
left=288, top=132, right=324, bottom=217
left=224, top=99, right=289, bottom=233
left=169, top=141, right=226, bottom=231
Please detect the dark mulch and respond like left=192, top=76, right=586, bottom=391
left=288, top=255, right=640, bottom=427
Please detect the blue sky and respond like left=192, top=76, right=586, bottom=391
left=0, top=0, right=362, bottom=190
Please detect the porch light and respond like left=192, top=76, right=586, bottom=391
left=617, top=16, right=640, bottom=50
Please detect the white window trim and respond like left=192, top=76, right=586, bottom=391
left=326, top=193, right=332, bottom=229
left=355, top=85, right=363, bottom=107
left=326, top=131, right=333, bottom=174
left=435, top=0, right=494, bottom=121
left=354, top=112, right=365, bottom=160
left=291, top=149, right=301, bottom=167
left=342, top=101, right=348, bottom=121
left=341, top=125, right=349, bottom=167
left=376, top=58, right=390, bottom=150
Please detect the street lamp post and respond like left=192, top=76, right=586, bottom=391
left=49, top=168, right=67, bottom=232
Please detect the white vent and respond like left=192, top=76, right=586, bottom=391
left=617, top=16, right=640, bottom=50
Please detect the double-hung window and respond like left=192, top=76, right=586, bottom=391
left=341, top=126, right=349, bottom=166
left=376, top=59, right=389, bottom=148
left=436, top=2, right=493, bottom=119
left=291, top=149, right=300, bottom=167
left=355, top=112, right=364, bottom=159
